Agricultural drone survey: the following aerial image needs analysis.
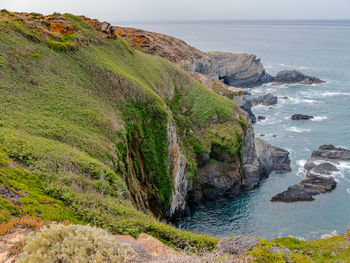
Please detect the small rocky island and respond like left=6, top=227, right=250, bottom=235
left=271, top=145, right=350, bottom=202
left=291, top=114, right=314, bottom=120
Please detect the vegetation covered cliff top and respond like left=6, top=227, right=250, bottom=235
left=0, top=10, right=348, bottom=262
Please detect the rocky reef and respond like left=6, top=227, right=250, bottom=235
left=273, top=70, right=325, bottom=85
left=271, top=145, right=349, bottom=202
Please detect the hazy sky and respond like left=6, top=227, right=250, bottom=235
left=2, top=0, right=350, bottom=21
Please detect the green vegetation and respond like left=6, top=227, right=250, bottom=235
left=274, top=235, right=350, bottom=262
left=0, top=13, right=347, bottom=261
left=0, top=13, right=229, bottom=249
left=17, top=224, right=136, bottom=263
left=0, top=150, right=80, bottom=223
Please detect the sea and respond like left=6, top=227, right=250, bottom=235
left=116, top=20, right=350, bottom=240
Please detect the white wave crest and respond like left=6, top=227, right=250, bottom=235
left=321, top=92, right=350, bottom=97
left=286, top=127, right=311, bottom=133
left=296, top=159, right=306, bottom=167
left=311, top=116, right=328, bottom=121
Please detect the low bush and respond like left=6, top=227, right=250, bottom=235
left=17, top=224, right=136, bottom=263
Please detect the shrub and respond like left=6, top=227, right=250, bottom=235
left=17, top=224, right=136, bottom=263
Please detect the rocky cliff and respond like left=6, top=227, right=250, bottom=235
left=114, top=26, right=271, bottom=88
left=0, top=10, right=291, bottom=233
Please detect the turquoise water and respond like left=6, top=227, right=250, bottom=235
left=118, top=20, right=350, bottom=240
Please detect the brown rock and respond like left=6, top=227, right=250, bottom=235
left=136, top=233, right=182, bottom=259
left=49, top=20, right=74, bottom=34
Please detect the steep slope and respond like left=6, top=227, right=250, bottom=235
left=0, top=10, right=249, bottom=247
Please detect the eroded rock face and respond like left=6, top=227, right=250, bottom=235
left=191, top=52, right=273, bottom=88
left=274, top=70, right=324, bottom=85
left=255, top=138, right=292, bottom=176
left=167, top=119, right=190, bottom=220
left=248, top=93, right=278, bottom=106
left=192, top=146, right=243, bottom=204
left=233, top=95, right=256, bottom=123
left=242, top=127, right=263, bottom=190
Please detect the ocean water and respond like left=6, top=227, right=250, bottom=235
left=117, top=20, right=350, bottom=240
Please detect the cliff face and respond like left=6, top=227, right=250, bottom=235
left=190, top=51, right=273, bottom=87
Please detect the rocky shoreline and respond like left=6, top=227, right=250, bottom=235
left=271, top=145, right=350, bottom=202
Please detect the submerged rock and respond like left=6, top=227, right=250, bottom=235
left=258, top=116, right=266, bottom=121
left=274, top=70, right=324, bottom=85
left=291, top=114, right=314, bottom=120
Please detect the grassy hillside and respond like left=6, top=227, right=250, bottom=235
left=1, top=12, right=348, bottom=262
left=0, top=11, right=247, bottom=249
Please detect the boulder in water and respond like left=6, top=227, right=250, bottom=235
left=291, top=114, right=314, bottom=120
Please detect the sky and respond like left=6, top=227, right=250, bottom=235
left=2, top=0, right=350, bottom=22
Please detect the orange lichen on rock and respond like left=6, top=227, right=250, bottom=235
left=49, top=20, right=75, bottom=34
left=113, top=26, right=206, bottom=65
left=80, top=16, right=116, bottom=39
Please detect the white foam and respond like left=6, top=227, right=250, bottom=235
left=347, top=188, right=350, bottom=194
left=311, top=116, right=328, bottom=121
left=286, top=127, right=311, bottom=133
left=296, top=159, right=307, bottom=167
left=287, top=98, right=318, bottom=104
left=321, top=92, right=350, bottom=97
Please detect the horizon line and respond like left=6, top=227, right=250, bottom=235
left=113, top=18, right=350, bottom=24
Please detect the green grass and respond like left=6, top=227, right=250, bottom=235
left=273, top=235, right=350, bottom=262
left=0, top=149, right=80, bottom=223
left=0, top=13, right=236, bottom=249
left=0, top=12, right=348, bottom=259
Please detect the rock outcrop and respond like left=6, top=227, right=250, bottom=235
left=248, top=93, right=278, bottom=106
left=273, top=70, right=324, bottom=85
left=217, top=236, right=259, bottom=256
left=291, top=114, right=314, bottom=120
left=191, top=146, right=243, bottom=204
left=310, top=144, right=350, bottom=161
left=114, top=26, right=206, bottom=66
left=190, top=72, right=242, bottom=100
left=271, top=174, right=337, bottom=202
left=189, top=126, right=291, bottom=207
left=255, top=138, right=292, bottom=175
left=190, top=52, right=273, bottom=88
left=233, top=95, right=257, bottom=123
left=271, top=144, right=346, bottom=203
